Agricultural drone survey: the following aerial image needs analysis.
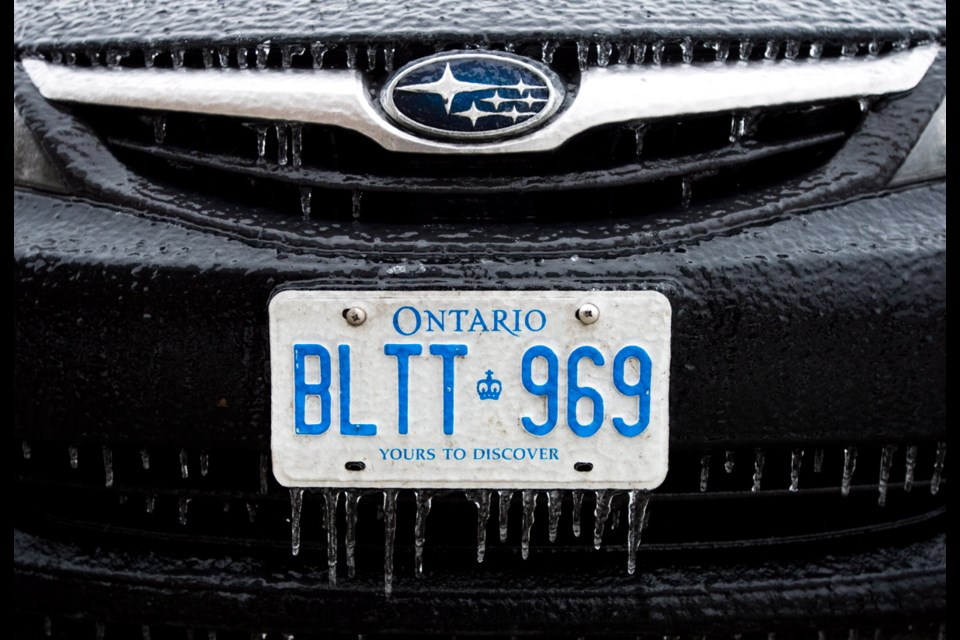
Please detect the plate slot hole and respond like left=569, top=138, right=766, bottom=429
left=574, top=462, right=594, bottom=472
left=345, top=461, right=366, bottom=471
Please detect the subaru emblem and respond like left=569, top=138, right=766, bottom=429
left=380, top=50, right=565, bottom=141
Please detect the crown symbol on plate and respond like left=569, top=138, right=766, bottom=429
left=476, top=370, right=502, bottom=400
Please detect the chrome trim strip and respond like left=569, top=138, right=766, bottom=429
left=22, top=44, right=938, bottom=155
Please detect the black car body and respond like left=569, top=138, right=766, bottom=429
left=14, top=1, right=946, bottom=638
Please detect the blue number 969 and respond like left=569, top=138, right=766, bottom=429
left=521, top=345, right=652, bottom=438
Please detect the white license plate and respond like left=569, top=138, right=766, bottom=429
left=269, top=290, right=671, bottom=489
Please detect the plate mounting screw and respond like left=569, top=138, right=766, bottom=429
left=576, top=303, right=600, bottom=325
left=343, top=307, right=367, bottom=326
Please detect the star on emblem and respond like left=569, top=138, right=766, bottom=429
left=451, top=101, right=499, bottom=127
left=480, top=91, right=510, bottom=110
left=396, top=63, right=502, bottom=114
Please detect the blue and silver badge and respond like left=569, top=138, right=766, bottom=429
left=381, top=51, right=565, bottom=141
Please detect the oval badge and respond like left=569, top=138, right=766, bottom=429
left=381, top=51, right=565, bottom=142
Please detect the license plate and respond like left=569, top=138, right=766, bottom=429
left=269, top=290, right=671, bottom=489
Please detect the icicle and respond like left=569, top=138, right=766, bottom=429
left=118, top=494, right=128, bottom=505
left=383, top=489, right=398, bottom=596
left=520, top=490, right=537, bottom=560
left=710, top=41, right=729, bottom=62
left=576, top=41, right=589, bottom=70
left=218, top=47, right=230, bottom=68
left=351, top=191, right=363, bottom=219
left=814, top=449, right=824, bottom=473
left=858, top=98, right=874, bottom=113
left=290, top=124, right=303, bottom=168
left=222, top=501, right=230, bottom=512
left=546, top=490, right=562, bottom=543
left=207, top=633, right=217, bottom=640
left=681, top=37, right=694, bottom=64
left=69, top=445, right=79, bottom=469
left=651, top=40, right=664, bottom=65
left=21, top=440, right=30, bottom=460
left=50, top=50, right=63, bottom=64
left=275, top=123, right=289, bottom=166
left=310, top=42, right=329, bottom=69
left=764, top=41, right=779, bottom=59
left=299, top=187, right=312, bottom=219
left=739, top=39, right=754, bottom=60
left=724, top=450, right=735, bottom=473
left=180, top=448, right=189, bottom=479
left=541, top=41, right=558, bottom=64
left=641, top=503, right=651, bottom=531
left=384, top=44, right=396, bottom=71
left=144, top=49, right=160, bottom=68
left=260, top=453, right=270, bottom=494
left=610, top=506, right=620, bottom=530
left=414, top=490, right=433, bottom=576
left=140, top=448, right=150, bottom=470
left=237, top=47, right=249, bottom=70
left=626, top=491, right=650, bottom=575
left=151, top=115, right=166, bottom=145
left=87, top=49, right=100, bottom=66
left=95, top=622, right=105, bottom=640
left=102, top=446, right=114, bottom=488
left=242, top=124, right=269, bottom=162
left=106, top=49, right=128, bottom=67
left=931, top=442, right=945, bottom=496
left=752, top=449, right=765, bottom=492
left=200, top=451, right=209, bottom=477
left=938, top=622, right=946, bottom=640
left=365, top=45, right=378, bottom=71
left=809, top=42, right=824, bottom=59
left=281, top=45, right=305, bottom=69
left=145, top=495, right=155, bottom=514
left=345, top=490, right=361, bottom=577
left=202, top=48, right=214, bottom=69
left=841, top=42, right=859, bottom=57
left=789, top=449, right=804, bottom=492
left=346, top=45, right=358, bottom=70
left=893, top=37, right=911, bottom=52
left=65, top=51, right=77, bottom=66
left=172, top=49, right=184, bottom=69
left=593, top=489, right=613, bottom=550
left=256, top=42, right=271, bottom=69
left=571, top=489, right=584, bottom=537
left=504, top=42, right=516, bottom=53
left=142, top=624, right=151, bottom=640
left=699, top=454, right=711, bottom=492
left=465, top=490, right=491, bottom=562
left=841, top=446, right=858, bottom=497
left=178, top=496, right=191, bottom=525
left=634, top=42, right=647, bottom=64
left=632, top=123, right=648, bottom=157
left=903, top=445, right=918, bottom=491
left=290, top=488, right=304, bottom=556
left=868, top=40, right=881, bottom=56
left=498, top=490, right=513, bottom=542
left=246, top=502, right=257, bottom=523
left=681, top=177, right=692, bottom=208
left=596, top=41, right=613, bottom=67
left=878, top=445, right=897, bottom=506
left=322, top=489, right=340, bottom=586
left=43, top=616, right=52, bottom=637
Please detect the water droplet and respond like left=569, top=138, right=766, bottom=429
left=43, top=616, right=52, bottom=637
left=596, top=41, right=613, bottom=67
left=352, top=190, right=363, bottom=219
left=626, top=490, right=650, bottom=575
left=260, top=453, right=270, bottom=495
left=546, top=490, right=563, bottom=543
left=180, top=448, right=189, bottom=479
left=145, top=495, right=155, bottom=514
left=541, top=41, right=558, bottom=64
left=764, top=41, right=779, bottom=59
left=311, top=42, right=330, bottom=69
left=202, top=48, right=214, bottom=69
left=571, top=489, right=584, bottom=537
left=699, top=454, right=711, bottom=492
left=246, top=502, right=257, bottom=523
left=893, top=37, right=911, bottom=52
left=178, top=496, right=191, bottom=525
left=868, top=40, right=882, bottom=56
left=681, top=37, right=694, bottom=64
left=842, top=446, right=858, bottom=496
left=383, top=489, right=398, bottom=596
left=344, top=490, right=361, bottom=577
left=366, top=45, right=378, bottom=71
left=903, top=445, right=918, bottom=491
left=498, top=490, right=513, bottom=542
left=172, top=49, right=185, bottom=69
left=785, top=40, right=800, bottom=59
left=739, top=40, right=754, bottom=61
left=323, top=489, right=340, bottom=586
left=809, top=42, right=824, bottom=59
left=930, top=442, right=945, bottom=495
left=724, top=450, right=735, bottom=473
left=465, top=490, right=491, bottom=562
left=87, top=49, right=100, bottom=66
left=289, top=488, right=304, bottom=556
left=95, top=622, right=105, bottom=640
left=140, top=448, right=150, bottom=470
left=576, top=41, right=589, bottom=70
left=218, top=48, right=230, bottom=68
left=520, top=490, right=537, bottom=560
left=752, top=449, right=765, bottom=492
left=789, top=449, right=804, bottom=492
left=878, top=444, right=897, bottom=506
left=102, top=446, right=114, bottom=488
left=21, top=440, right=30, bottom=460
left=593, top=489, right=613, bottom=550
left=842, top=42, right=859, bottom=57
left=282, top=45, right=305, bottom=69
left=346, top=45, right=358, bottom=70
left=142, top=624, right=151, bottom=640
left=106, top=49, right=128, bottom=67
left=256, top=43, right=271, bottom=69
left=651, top=41, right=664, bottom=65
left=299, top=187, right=312, bottom=220
left=858, top=97, right=874, bottom=113
left=814, top=449, right=825, bottom=473
left=237, top=47, right=250, bottom=69
left=414, top=490, right=433, bottom=576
